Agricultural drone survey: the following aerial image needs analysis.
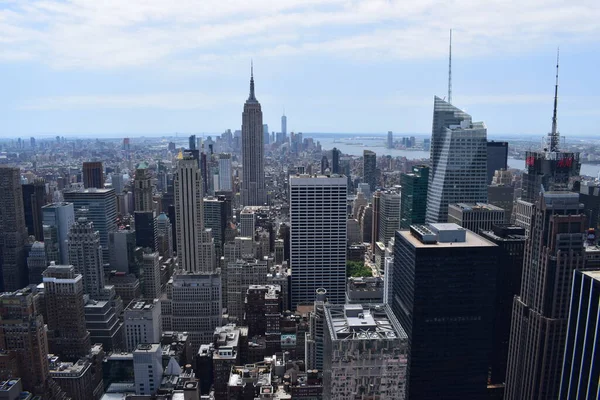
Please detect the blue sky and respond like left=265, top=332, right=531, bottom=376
left=1, top=0, right=599, bottom=138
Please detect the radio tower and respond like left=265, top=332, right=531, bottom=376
left=548, top=48, right=560, bottom=152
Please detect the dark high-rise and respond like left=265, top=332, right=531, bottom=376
left=22, top=179, right=46, bottom=240
left=505, top=192, right=586, bottom=400
left=392, top=223, right=498, bottom=399
left=189, top=134, right=197, bottom=150
left=134, top=211, right=155, bottom=250
left=486, top=141, right=508, bottom=184
left=82, top=161, right=105, bottom=189
left=331, top=147, right=340, bottom=174
left=559, top=270, right=600, bottom=399
left=479, top=225, right=526, bottom=390
left=0, top=166, right=28, bottom=292
left=363, top=150, right=377, bottom=191
left=241, top=64, right=266, bottom=206
left=400, top=165, right=429, bottom=229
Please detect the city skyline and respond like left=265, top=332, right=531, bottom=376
left=1, top=1, right=600, bottom=137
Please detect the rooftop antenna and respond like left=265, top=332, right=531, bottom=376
left=448, top=29, right=452, bottom=104
left=549, top=48, right=560, bottom=152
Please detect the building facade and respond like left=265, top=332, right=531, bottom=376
left=400, top=165, right=429, bottom=229
left=447, top=202, right=505, bottom=233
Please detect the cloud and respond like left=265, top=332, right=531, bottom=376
left=0, top=0, right=599, bottom=69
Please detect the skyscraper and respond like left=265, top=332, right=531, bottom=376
left=400, top=165, right=429, bottom=229
left=189, top=134, right=197, bottom=150
left=43, top=263, right=91, bottom=361
left=560, top=269, right=600, bottom=399
left=133, top=163, right=153, bottom=212
left=281, top=112, right=287, bottom=137
left=486, top=141, right=508, bottom=184
left=387, top=131, right=393, bottom=149
left=447, top=202, right=506, bottom=233
left=174, top=152, right=215, bottom=273
left=63, top=188, right=117, bottom=263
left=290, top=174, right=347, bottom=308
left=42, top=202, right=75, bottom=265
left=68, top=215, right=105, bottom=300
left=241, top=64, right=266, bottom=206
left=521, top=55, right=580, bottom=203
left=27, top=241, right=47, bottom=285
left=392, top=223, right=498, bottom=399
left=22, top=179, right=46, bottom=240
left=82, top=161, right=104, bottom=189
left=426, top=97, right=488, bottom=223
left=378, top=190, right=401, bottom=247
left=218, top=153, right=233, bottom=191
left=331, top=147, right=340, bottom=174
left=505, top=192, right=586, bottom=399
left=362, top=150, right=377, bottom=191
left=0, top=166, right=28, bottom=292
left=154, top=212, right=173, bottom=259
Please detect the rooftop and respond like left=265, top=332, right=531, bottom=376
left=450, top=202, right=504, bottom=212
left=582, top=270, right=600, bottom=281
left=325, top=304, right=407, bottom=341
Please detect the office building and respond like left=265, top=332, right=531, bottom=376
left=134, top=211, right=155, bottom=250
left=290, top=175, right=347, bottom=308
left=331, top=147, right=340, bottom=174
left=387, top=131, right=393, bottom=149
left=48, top=356, right=98, bottom=400
left=133, top=344, right=163, bottom=396
left=241, top=65, right=266, bottom=206
left=84, top=299, right=124, bottom=352
left=505, top=192, right=586, bottom=399
left=203, top=197, right=227, bottom=261
left=371, top=190, right=381, bottom=251
left=63, top=188, right=117, bottom=262
left=42, top=202, right=75, bottom=265
left=140, top=251, right=161, bottom=300
left=486, top=141, right=508, bottom=184
left=43, top=263, right=91, bottom=361
left=112, top=171, right=124, bottom=194
left=448, top=202, right=505, bottom=233
left=426, top=97, right=488, bottom=223
left=378, top=190, right=401, bottom=247
left=393, top=223, right=498, bottom=399
left=124, top=299, right=162, bottom=352
left=479, top=225, right=526, bottom=389
left=281, top=113, right=287, bottom=137
left=521, top=59, right=580, bottom=203
left=22, top=179, right=46, bottom=240
left=400, top=165, right=429, bottom=229
left=306, top=288, right=328, bottom=371
left=108, top=228, right=136, bottom=273
left=108, top=273, right=141, bottom=306
left=27, top=241, right=47, bottom=285
left=244, top=285, right=281, bottom=344
left=133, top=163, right=153, bottom=212
left=161, top=272, right=222, bottom=348
left=68, top=216, right=105, bottom=299
left=0, top=166, right=28, bottom=292
left=218, top=154, right=233, bottom=192
left=154, top=213, right=173, bottom=259
left=362, top=150, right=377, bottom=191
left=323, top=304, right=408, bottom=400
left=0, top=288, right=49, bottom=395
left=560, top=270, right=600, bottom=399
left=576, top=180, right=600, bottom=230
left=189, top=134, right=196, bottom=150
left=174, top=153, right=215, bottom=273
left=345, top=276, right=384, bottom=304
left=226, top=259, right=268, bottom=321
left=487, top=184, right=514, bottom=223
left=240, top=206, right=256, bottom=237
left=82, top=162, right=104, bottom=189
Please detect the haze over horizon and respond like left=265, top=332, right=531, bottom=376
left=1, top=0, right=600, bottom=138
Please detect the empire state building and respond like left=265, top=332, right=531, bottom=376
left=241, top=64, right=266, bottom=206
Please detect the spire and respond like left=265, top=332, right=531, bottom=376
left=248, top=60, right=257, bottom=102
left=549, top=48, right=560, bottom=152
left=448, top=29, right=452, bottom=104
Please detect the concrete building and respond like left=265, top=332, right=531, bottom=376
left=124, top=299, right=162, bottom=352
left=133, top=163, right=153, bottom=212
left=378, top=190, right=401, bottom=247
left=161, top=272, right=222, bottom=348
left=63, top=188, right=117, bottom=262
left=290, top=175, right=347, bottom=307
left=108, top=228, right=136, bottom=274
left=560, top=269, right=600, bottom=399
left=140, top=251, right=161, bottom=300
left=84, top=299, right=124, bottom=352
left=241, top=66, right=267, bottom=206
left=244, top=285, right=281, bottom=351
left=487, top=184, right=514, bottom=223
left=68, top=216, right=105, bottom=299
left=448, top=202, right=505, bottom=233
left=346, top=276, right=383, bottom=304
left=226, top=259, right=268, bottom=321
left=305, top=288, right=328, bottom=371
left=154, top=213, right=173, bottom=259
left=42, top=202, right=76, bottom=265
left=239, top=207, right=257, bottom=237
left=218, top=154, right=233, bottom=192
left=323, top=304, right=408, bottom=400
left=82, top=162, right=104, bottom=189
left=133, top=343, right=163, bottom=396
left=505, top=192, right=586, bottom=400
left=27, top=241, right=48, bottom=285
left=48, top=357, right=97, bottom=400
left=22, top=179, right=46, bottom=240
left=174, top=153, right=215, bottom=273
left=426, top=97, right=488, bottom=223
left=392, top=223, right=498, bottom=399
left=43, top=263, right=91, bottom=361
left=0, top=166, right=28, bottom=292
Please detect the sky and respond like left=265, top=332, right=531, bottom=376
left=1, top=0, right=600, bottom=138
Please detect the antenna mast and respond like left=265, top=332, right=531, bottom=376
left=448, top=29, right=452, bottom=104
left=549, top=48, right=560, bottom=152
